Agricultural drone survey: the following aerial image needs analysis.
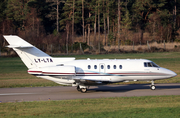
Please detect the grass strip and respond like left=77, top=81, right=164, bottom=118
left=0, top=95, right=180, bottom=118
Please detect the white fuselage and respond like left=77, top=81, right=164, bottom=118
left=28, top=58, right=177, bottom=86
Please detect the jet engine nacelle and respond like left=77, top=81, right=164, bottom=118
left=28, top=66, right=76, bottom=76
left=41, top=66, right=76, bottom=75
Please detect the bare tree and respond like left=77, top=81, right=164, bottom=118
left=82, top=0, right=85, bottom=42
left=98, top=0, right=100, bottom=53
left=72, top=0, right=75, bottom=51
left=56, top=0, right=60, bottom=32
left=106, top=0, right=110, bottom=42
left=88, top=12, right=91, bottom=45
left=94, top=4, right=97, bottom=45
left=118, top=0, right=121, bottom=50
left=103, top=0, right=106, bottom=46
left=66, top=23, right=70, bottom=54
left=47, top=0, right=60, bottom=32
left=174, top=0, right=176, bottom=29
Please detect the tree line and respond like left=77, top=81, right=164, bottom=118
left=0, top=0, right=180, bottom=53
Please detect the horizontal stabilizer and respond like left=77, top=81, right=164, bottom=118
left=6, top=45, right=34, bottom=48
left=3, top=35, right=33, bottom=47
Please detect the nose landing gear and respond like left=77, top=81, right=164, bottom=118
left=150, top=80, right=156, bottom=90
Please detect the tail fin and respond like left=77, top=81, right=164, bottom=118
left=4, top=35, right=52, bottom=69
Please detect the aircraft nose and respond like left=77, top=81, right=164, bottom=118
left=170, top=71, right=177, bottom=77
left=163, top=68, right=177, bottom=78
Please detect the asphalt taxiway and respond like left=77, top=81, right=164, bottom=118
left=0, top=83, right=180, bottom=103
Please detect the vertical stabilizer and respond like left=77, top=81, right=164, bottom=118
left=3, top=35, right=52, bottom=69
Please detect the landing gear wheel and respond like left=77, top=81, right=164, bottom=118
left=77, top=86, right=81, bottom=91
left=151, top=85, right=156, bottom=90
left=80, top=88, right=87, bottom=93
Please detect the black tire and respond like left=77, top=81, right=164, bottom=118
left=151, top=85, right=156, bottom=90
left=80, top=88, right=87, bottom=93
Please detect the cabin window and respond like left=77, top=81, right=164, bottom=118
left=94, top=65, right=97, bottom=69
left=119, top=65, right=122, bottom=69
left=113, top=65, right=116, bottom=69
left=107, top=65, right=110, bottom=69
left=88, top=65, right=91, bottom=69
left=101, top=65, right=104, bottom=69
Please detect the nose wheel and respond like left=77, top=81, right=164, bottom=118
left=151, top=85, right=156, bottom=90
left=150, top=80, right=156, bottom=90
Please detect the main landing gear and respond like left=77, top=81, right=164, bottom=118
left=150, top=80, right=156, bottom=90
left=77, top=86, right=87, bottom=93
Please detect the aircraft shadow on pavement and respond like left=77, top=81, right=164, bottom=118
left=87, top=84, right=180, bottom=93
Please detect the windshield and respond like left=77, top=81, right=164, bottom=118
left=144, top=62, right=159, bottom=68
left=151, top=62, right=159, bottom=67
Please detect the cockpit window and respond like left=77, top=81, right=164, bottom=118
left=144, top=62, right=159, bottom=67
left=144, top=63, right=147, bottom=67
left=151, top=62, right=159, bottom=67
left=148, top=62, right=152, bottom=67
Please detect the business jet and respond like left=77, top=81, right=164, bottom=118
left=3, top=35, right=177, bottom=93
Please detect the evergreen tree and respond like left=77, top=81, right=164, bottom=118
left=28, top=0, right=53, bottom=33
left=132, top=0, right=168, bottom=43
left=121, top=10, right=132, bottom=42
left=0, top=0, right=7, bottom=34
left=6, top=0, right=30, bottom=30
left=0, top=0, right=6, bottom=22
